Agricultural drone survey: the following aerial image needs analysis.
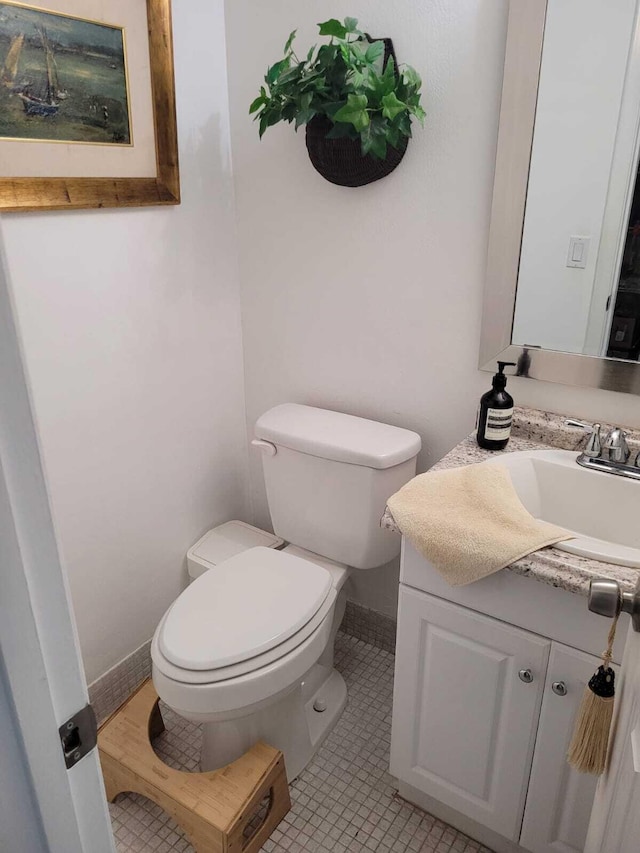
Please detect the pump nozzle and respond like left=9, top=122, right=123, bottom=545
left=493, top=361, right=516, bottom=391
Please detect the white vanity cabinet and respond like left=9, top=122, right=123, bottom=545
left=519, top=644, right=600, bottom=853
left=390, top=586, right=550, bottom=840
left=391, top=542, right=623, bottom=853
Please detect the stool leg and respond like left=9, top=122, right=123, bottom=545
left=148, top=699, right=166, bottom=741
left=235, top=758, right=291, bottom=853
left=100, top=757, right=126, bottom=803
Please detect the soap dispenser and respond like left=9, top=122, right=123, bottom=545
left=477, top=362, right=516, bottom=450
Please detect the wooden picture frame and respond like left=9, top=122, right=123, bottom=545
left=0, top=0, right=179, bottom=212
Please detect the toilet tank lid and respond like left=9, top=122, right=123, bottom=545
left=255, top=404, right=422, bottom=470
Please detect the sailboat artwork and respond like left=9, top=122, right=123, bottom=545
left=16, top=27, right=64, bottom=116
left=1, top=31, right=24, bottom=88
left=0, top=0, right=131, bottom=144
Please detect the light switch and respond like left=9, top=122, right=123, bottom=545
left=567, top=236, right=591, bottom=269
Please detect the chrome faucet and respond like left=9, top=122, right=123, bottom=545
left=603, top=427, right=631, bottom=464
left=566, top=419, right=602, bottom=458
left=566, top=420, right=640, bottom=481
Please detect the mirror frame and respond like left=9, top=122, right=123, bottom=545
left=480, top=0, right=640, bottom=395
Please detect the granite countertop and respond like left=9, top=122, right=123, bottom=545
left=383, top=407, right=640, bottom=597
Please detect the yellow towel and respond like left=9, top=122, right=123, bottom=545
left=387, top=462, right=573, bottom=586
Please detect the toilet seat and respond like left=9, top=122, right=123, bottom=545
left=152, top=589, right=337, bottom=685
left=155, top=546, right=334, bottom=677
left=152, top=586, right=338, bottom=718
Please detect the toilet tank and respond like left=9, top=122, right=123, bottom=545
left=253, top=404, right=421, bottom=569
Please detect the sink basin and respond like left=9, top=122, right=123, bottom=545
left=484, top=449, right=640, bottom=568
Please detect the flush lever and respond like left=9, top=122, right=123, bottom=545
left=251, top=439, right=277, bottom=457
left=589, top=578, right=640, bottom=633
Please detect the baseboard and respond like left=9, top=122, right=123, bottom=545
left=88, top=639, right=152, bottom=725
left=341, top=600, right=396, bottom=653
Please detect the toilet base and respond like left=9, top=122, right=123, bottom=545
left=200, top=663, right=347, bottom=781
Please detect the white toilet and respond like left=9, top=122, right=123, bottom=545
left=151, top=404, right=421, bottom=780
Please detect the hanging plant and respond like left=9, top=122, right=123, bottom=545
left=249, top=18, right=425, bottom=186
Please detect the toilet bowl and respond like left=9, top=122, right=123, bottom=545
left=152, top=545, right=349, bottom=778
left=152, top=404, right=421, bottom=780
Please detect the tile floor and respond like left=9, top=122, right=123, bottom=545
left=110, top=634, right=494, bottom=853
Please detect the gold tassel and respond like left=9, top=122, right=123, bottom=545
left=567, top=613, right=618, bottom=776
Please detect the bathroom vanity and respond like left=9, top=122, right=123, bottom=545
left=390, top=0, right=640, bottom=846
left=388, top=410, right=640, bottom=853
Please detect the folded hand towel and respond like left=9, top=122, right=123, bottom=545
left=387, top=462, right=572, bottom=586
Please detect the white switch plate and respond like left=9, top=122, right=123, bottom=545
left=567, top=235, right=591, bottom=269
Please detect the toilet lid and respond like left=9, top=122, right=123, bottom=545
left=158, top=547, right=333, bottom=670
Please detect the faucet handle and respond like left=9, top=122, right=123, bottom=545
left=565, top=420, right=602, bottom=459
left=604, top=427, right=630, bottom=464
left=565, top=418, right=596, bottom=431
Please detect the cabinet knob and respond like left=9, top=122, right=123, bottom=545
left=519, top=669, right=534, bottom=684
left=552, top=681, right=567, bottom=696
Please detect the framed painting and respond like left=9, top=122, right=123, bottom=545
left=0, top=0, right=179, bottom=211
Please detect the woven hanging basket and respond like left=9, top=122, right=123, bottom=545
left=305, top=38, right=409, bottom=188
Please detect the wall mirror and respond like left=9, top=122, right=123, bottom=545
left=481, top=0, right=640, bottom=393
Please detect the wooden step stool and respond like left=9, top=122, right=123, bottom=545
left=98, top=679, right=291, bottom=853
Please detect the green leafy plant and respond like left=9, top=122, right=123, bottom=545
left=250, top=18, right=425, bottom=161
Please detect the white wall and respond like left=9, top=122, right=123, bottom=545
left=512, top=0, right=637, bottom=354
left=227, top=0, right=640, bottom=616
left=1, top=0, right=249, bottom=683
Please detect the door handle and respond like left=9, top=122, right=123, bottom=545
left=589, top=577, right=640, bottom=632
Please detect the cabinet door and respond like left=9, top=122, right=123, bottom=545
left=390, top=586, right=550, bottom=840
left=520, top=644, right=604, bottom=853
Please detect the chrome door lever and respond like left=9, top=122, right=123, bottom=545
left=589, top=578, right=640, bottom=633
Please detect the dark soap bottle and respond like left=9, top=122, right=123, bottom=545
left=477, top=362, right=516, bottom=450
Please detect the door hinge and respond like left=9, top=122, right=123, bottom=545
left=606, top=295, right=612, bottom=311
left=59, top=704, right=97, bottom=769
